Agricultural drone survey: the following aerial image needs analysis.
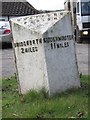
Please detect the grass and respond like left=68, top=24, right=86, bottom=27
left=2, top=75, right=89, bottom=118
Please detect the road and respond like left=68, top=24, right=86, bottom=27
left=76, top=43, right=89, bottom=75
left=1, top=48, right=16, bottom=78
left=0, top=43, right=89, bottom=78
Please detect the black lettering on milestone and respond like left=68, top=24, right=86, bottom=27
left=45, top=38, right=48, bottom=43
left=25, top=48, right=28, bottom=52
left=43, top=38, right=46, bottom=43
left=36, top=39, right=38, bottom=44
left=30, top=41, right=32, bottom=45
left=58, top=37, right=61, bottom=41
left=53, top=37, right=55, bottom=42
left=21, top=48, right=24, bottom=53
left=54, top=43, right=56, bottom=48
left=67, top=35, right=69, bottom=40
left=64, top=42, right=67, bottom=47
left=26, top=41, right=29, bottom=45
left=59, top=43, right=62, bottom=47
left=33, top=40, right=35, bottom=44
left=20, top=42, right=23, bottom=47
left=49, top=37, right=52, bottom=42
left=35, top=47, right=38, bottom=51
left=30, top=47, right=32, bottom=52
left=67, top=42, right=69, bottom=46
left=39, top=38, right=42, bottom=44
left=24, top=41, right=26, bottom=46
left=68, top=35, right=70, bottom=40
left=57, top=44, right=59, bottom=48
left=32, top=47, right=35, bottom=52
left=55, top=37, right=58, bottom=41
left=51, top=43, right=53, bottom=49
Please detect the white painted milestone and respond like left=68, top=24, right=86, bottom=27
left=10, top=11, right=80, bottom=95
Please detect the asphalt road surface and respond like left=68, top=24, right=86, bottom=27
left=76, top=43, right=89, bottom=75
left=0, top=43, right=89, bottom=78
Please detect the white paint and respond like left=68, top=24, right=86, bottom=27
left=10, top=11, right=80, bottom=95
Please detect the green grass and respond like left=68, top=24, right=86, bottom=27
left=2, top=75, right=89, bottom=118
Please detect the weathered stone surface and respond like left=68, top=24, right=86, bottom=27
left=10, top=11, right=80, bottom=95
